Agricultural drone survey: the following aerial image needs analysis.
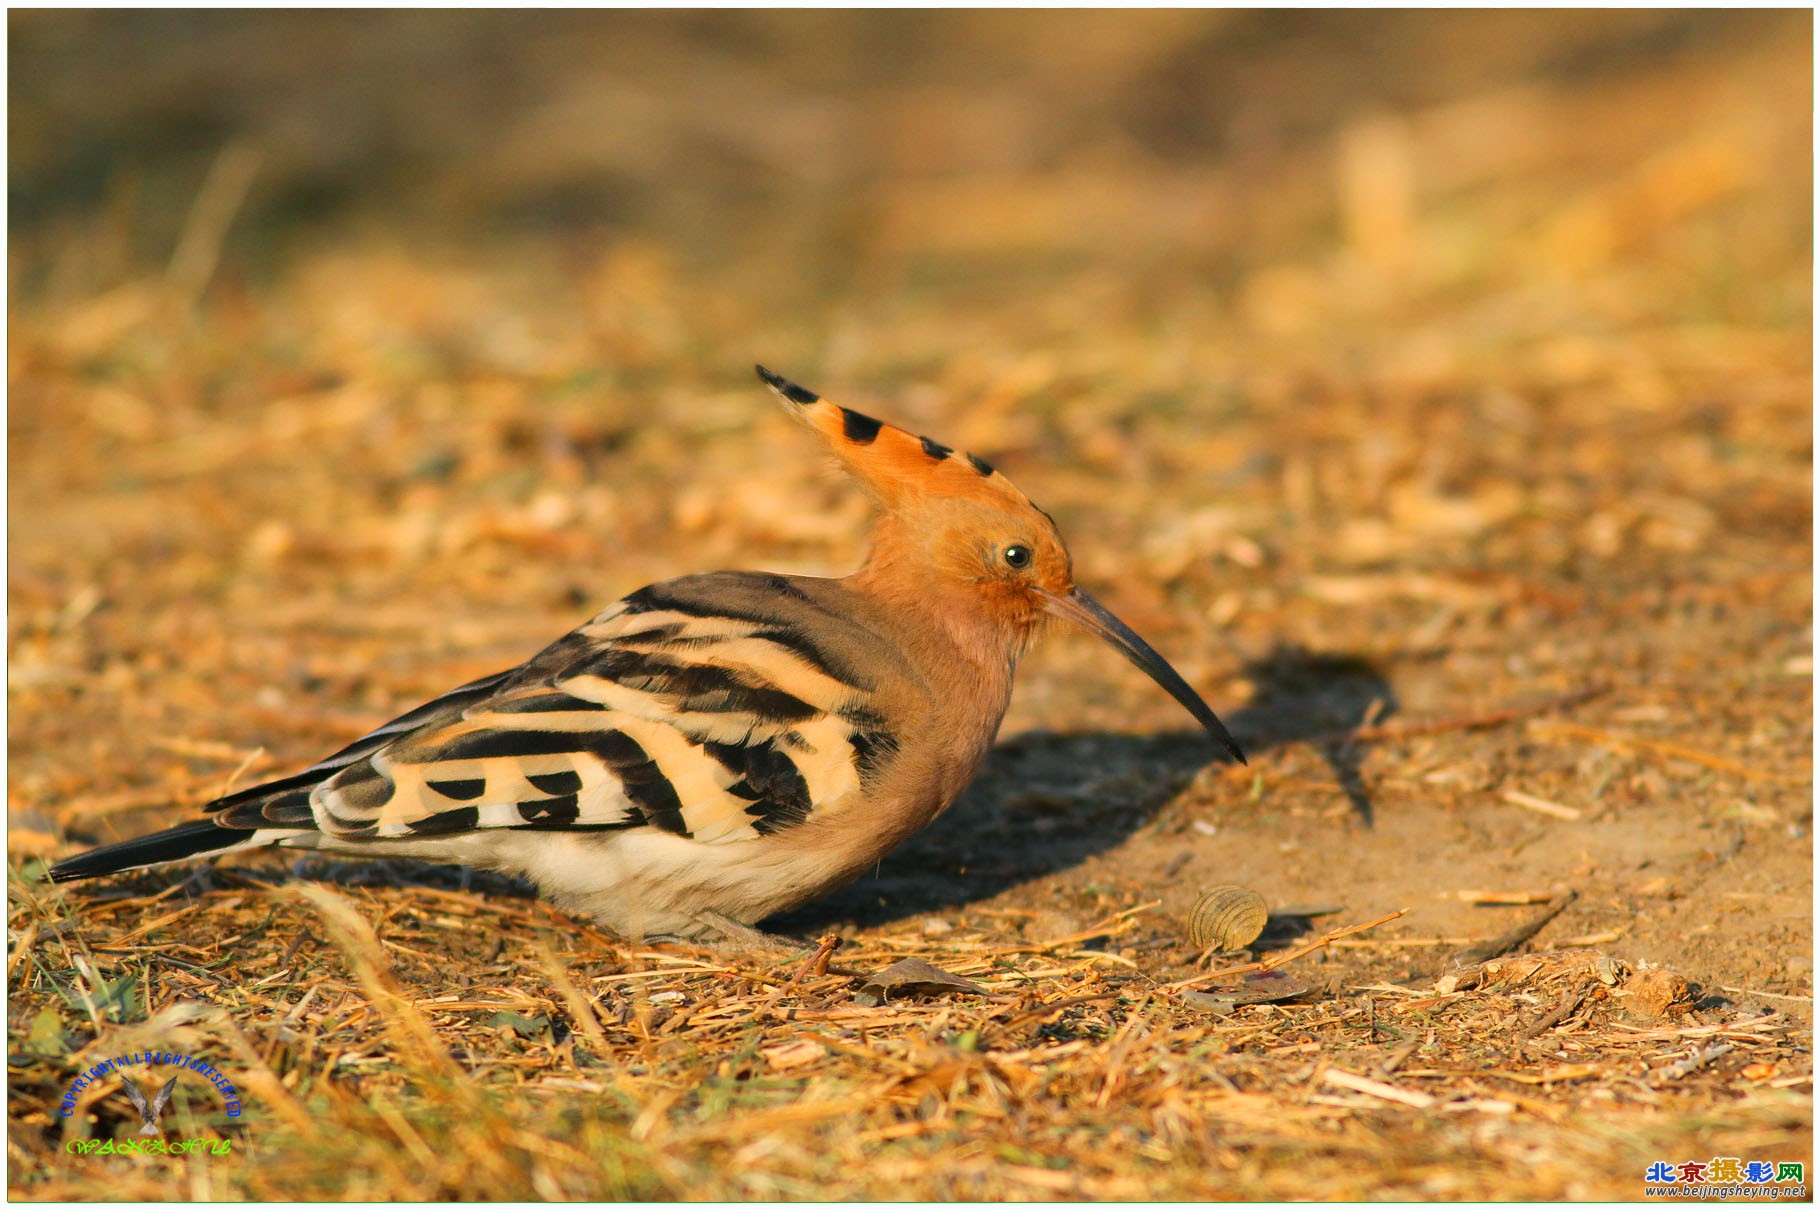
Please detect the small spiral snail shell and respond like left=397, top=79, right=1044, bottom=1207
left=1187, top=885, right=1269, bottom=951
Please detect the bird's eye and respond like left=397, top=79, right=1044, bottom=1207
left=1003, top=544, right=1033, bottom=571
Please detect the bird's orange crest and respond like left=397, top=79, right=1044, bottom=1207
left=756, top=364, right=1029, bottom=512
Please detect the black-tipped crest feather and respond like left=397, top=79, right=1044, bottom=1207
left=754, top=363, right=819, bottom=405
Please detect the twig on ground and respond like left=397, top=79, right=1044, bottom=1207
left=1520, top=980, right=1593, bottom=1040
left=1321, top=1067, right=1437, bottom=1109
left=1503, top=790, right=1582, bottom=820
left=1298, top=685, right=1610, bottom=749
left=1168, top=909, right=1408, bottom=990
left=1718, top=985, right=1812, bottom=1004
left=1445, top=890, right=1578, bottom=970
left=1528, top=719, right=1807, bottom=782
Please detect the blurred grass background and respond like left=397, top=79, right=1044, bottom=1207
left=13, top=11, right=1808, bottom=329
left=8, top=10, right=1812, bottom=1200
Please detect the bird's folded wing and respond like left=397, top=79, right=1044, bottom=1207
left=263, top=586, right=900, bottom=846
left=206, top=669, right=517, bottom=827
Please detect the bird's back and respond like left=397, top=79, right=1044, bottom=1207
left=52, top=569, right=1009, bottom=937
left=48, top=366, right=1238, bottom=943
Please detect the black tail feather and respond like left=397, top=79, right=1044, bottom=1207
left=46, top=819, right=249, bottom=884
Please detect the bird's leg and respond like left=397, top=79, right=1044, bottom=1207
left=681, top=910, right=811, bottom=956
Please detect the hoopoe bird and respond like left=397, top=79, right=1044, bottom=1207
left=49, top=366, right=1245, bottom=943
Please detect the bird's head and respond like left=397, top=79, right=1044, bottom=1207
left=758, top=365, right=1245, bottom=763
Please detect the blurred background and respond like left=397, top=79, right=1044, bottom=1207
left=8, top=9, right=1812, bottom=839
left=12, top=11, right=1809, bottom=352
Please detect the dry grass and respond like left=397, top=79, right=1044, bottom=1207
left=9, top=10, right=1812, bottom=1201
left=11, top=872, right=1810, bottom=1200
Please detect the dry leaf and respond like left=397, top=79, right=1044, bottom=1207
left=1189, top=969, right=1312, bottom=1008
left=853, top=958, right=987, bottom=1006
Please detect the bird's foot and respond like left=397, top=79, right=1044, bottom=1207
left=650, top=911, right=809, bottom=957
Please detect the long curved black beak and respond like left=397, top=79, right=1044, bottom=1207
left=1040, top=587, right=1247, bottom=764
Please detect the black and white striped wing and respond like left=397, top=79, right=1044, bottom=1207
left=206, top=668, right=516, bottom=828
left=267, top=576, right=901, bottom=846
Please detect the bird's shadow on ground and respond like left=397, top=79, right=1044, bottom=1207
left=77, top=645, right=1398, bottom=938
left=774, top=644, right=1398, bottom=935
